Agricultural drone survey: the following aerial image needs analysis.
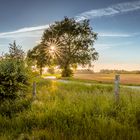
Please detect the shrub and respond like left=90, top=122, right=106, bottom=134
left=0, top=59, right=30, bottom=100
left=0, top=98, right=31, bottom=117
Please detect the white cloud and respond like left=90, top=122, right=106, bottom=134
left=95, top=44, right=112, bottom=50
left=0, top=24, right=49, bottom=38
left=0, top=24, right=49, bottom=35
left=0, top=26, right=138, bottom=40
left=94, top=41, right=133, bottom=51
left=75, top=0, right=140, bottom=21
left=0, top=1, right=140, bottom=41
left=98, top=32, right=132, bottom=37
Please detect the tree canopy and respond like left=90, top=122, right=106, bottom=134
left=28, top=17, right=98, bottom=76
left=27, top=44, right=53, bottom=75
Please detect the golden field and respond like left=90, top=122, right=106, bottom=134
left=74, top=73, right=140, bottom=85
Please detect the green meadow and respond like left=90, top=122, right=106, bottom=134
left=1, top=78, right=140, bottom=140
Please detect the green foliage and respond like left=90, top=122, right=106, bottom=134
left=27, top=44, right=52, bottom=75
left=28, top=17, right=98, bottom=77
left=0, top=59, right=30, bottom=100
left=61, top=66, right=73, bottom=77
left=42, top=17, right=98, bottom=77
left=5, top=41, right=25, bottom=60
left=0, top=97, right=31, bottom=117
left=1, top=79, right=140, bottom=139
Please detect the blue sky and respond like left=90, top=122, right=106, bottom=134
left=0, top=0, right=140, bottom=71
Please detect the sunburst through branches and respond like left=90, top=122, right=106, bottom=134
left=44, top=38, right=63, bottom=58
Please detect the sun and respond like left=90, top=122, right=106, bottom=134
left=44, top=38, right=62, bottom=58
left=49, top=44, right=56, bottom=53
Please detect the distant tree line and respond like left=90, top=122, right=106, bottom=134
left=99, top=69, right=140, bottom=74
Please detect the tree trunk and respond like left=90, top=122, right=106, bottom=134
left=62, top=65, right=73, bottom=77
left=40, top=67, right=43, bottom=75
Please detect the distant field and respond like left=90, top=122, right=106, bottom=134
left=74, top=73, right=140, bottom=85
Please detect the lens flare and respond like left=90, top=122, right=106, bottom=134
left=44, top=38, right=63, bottom=58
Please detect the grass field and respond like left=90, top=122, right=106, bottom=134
left=1, top=78, right=140, bottom=139
left=74, top=73, right=140, bottom=85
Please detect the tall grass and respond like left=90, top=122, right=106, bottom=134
left=0, top=79, right=140, bottom=139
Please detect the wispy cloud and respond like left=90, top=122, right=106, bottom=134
left=0, top=1, right=140, bottom=40
left=0, top=26, right=138, bottom=40
left=75, top=0, right=140, bottom=21
left=98, top=31, right=140, bottom=37
left=0, top=24, right=49, bottom=38
left=95, top=44, right=112, bottom=50
left=98, top=32, right=132, bottom=37
left=95, top=41, right=132, bottom=51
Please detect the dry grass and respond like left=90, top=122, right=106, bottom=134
left=74, top=73, right=140, bottom=85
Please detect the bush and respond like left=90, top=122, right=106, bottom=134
left=0, top=98, right=31, bottom=117
left=0, top=59, right=30, bottom=100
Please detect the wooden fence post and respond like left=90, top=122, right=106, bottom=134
left=32, top=81, right=36, bottom=98
left=114, top=75, right=120, bottom=103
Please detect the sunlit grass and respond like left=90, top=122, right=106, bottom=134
left=1, top=78, right=140, bottom=139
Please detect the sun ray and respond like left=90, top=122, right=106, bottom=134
left=43, top=37, right=64, bottom=59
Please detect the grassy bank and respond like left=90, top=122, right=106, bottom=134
left=1, top=78, right=140, bottom=139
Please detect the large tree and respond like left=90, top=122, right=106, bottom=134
left=28, top=17, right=98, bottom=77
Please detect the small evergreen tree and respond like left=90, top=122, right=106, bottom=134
left=0, top=41, right=29, bottom=100
left=6, top=41, right=25, bottom=60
